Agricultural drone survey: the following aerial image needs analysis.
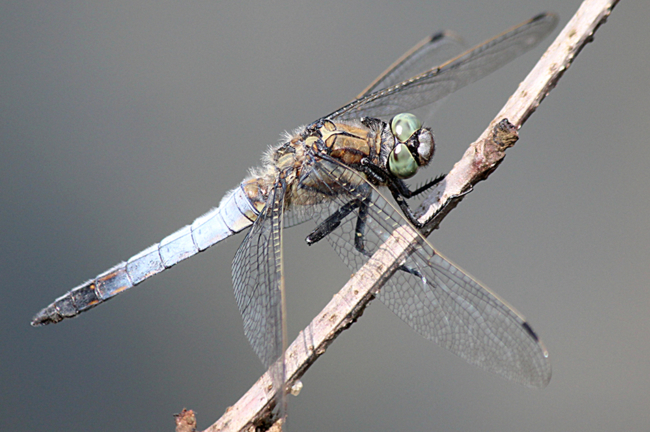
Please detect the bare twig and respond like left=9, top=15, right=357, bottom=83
left=201, top=0, right=618, bottom=430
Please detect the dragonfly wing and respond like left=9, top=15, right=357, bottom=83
left=232, top=179, right=287, bottom=371
left=328, top=13, right=557, bottom=121
left=376, top=240, right=551, bottom=388
left=356, top=30, right=465, bottom=99
left=305, top=158, right=551, bottom=388
left=282, top=199, right=317, bottom=229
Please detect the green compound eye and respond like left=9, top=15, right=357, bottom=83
left=391, top=113, right=421, bottom=142
left=388, top=143, right=418, bottom=179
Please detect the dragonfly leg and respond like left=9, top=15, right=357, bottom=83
left=360, top=158, right=446, bottom=229
left=351, top=198, right=423, bottom=278
left=306, top=194, right=423, bottom=278
left=400, top=173, right=446, bottom=198
left=351, top=199, right=423, bottom=278
left=305, top=198, right=365, bottom=245
left=385, top=174, right=445, bottom=229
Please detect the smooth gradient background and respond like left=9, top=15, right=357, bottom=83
left=3, top=1, right=649, bottom=431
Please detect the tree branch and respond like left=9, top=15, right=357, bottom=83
left=200, top=0, right=619, bottom=430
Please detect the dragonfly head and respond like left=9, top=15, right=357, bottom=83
left=388, top=113, right=435, bottom=179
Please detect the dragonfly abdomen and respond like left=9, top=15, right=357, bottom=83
left=31, top=182, right=264, bottom=326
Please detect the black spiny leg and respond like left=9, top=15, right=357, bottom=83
left=306, top=198, right=365, bottom=245
left=306, top=193, right=423, bottom=278
left=401, top=174, right=446, bottom=198
left=387, top=174, right=446, bottom=229
left=349, top=195, right=423, bottom=278
left=359, top=158, right=446, bottom=229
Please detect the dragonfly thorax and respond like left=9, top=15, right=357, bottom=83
left=235, top=113, right=435, bottom=218
left=293, top=114, right=435, bottom=185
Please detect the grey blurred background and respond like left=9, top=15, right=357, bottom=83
left=2, top=1, right=648, bottom=431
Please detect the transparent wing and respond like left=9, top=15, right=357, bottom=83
left=356, top=30, right=465, bottom=98
left=326, top=13, right=557, bottom=121
left=282, top=199, right=317, bottom=229
left=300, top=158, right=551, bottom=388
left=232, top=180, right=286, bottom=371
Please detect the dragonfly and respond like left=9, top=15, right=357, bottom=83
left=33, top=13, right=557, bottom=402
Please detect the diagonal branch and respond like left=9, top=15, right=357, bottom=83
left=199, top=0, right=619, bottom=431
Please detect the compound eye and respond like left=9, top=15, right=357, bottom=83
left=391, top=113, right=422, bottom=142
left=388, top=143, right=418, bottom=179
